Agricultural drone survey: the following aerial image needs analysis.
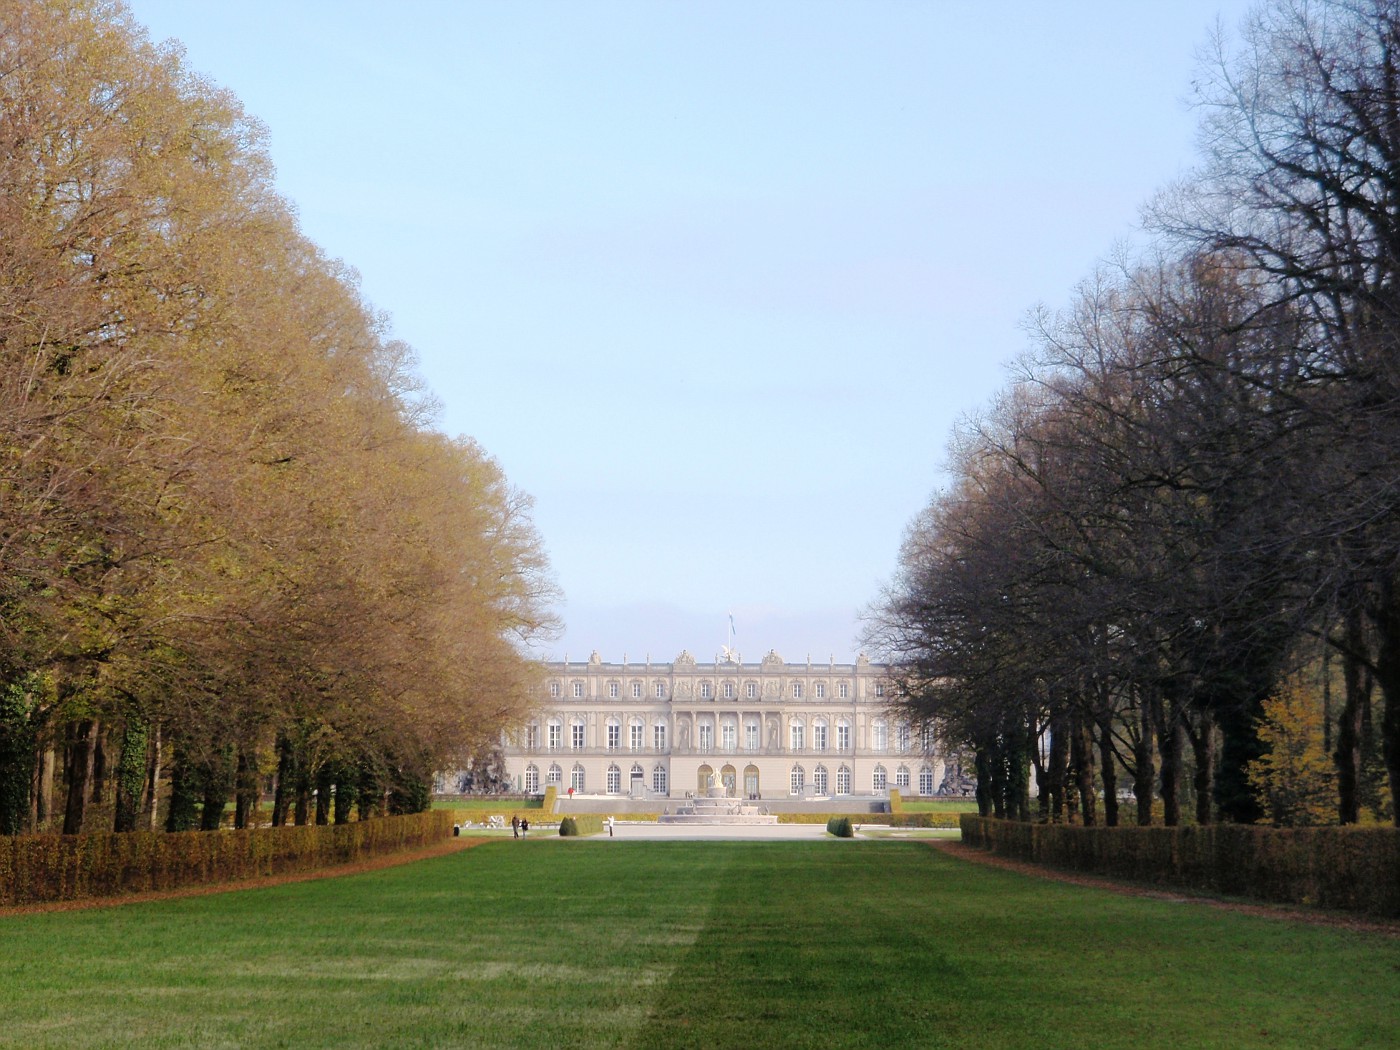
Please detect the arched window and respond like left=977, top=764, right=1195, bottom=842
left=606, top=764, right=621, bottom=794
left=571, top=764, right=585, bottom=793
left=872, top=764, right=887, bottom=792
left=813, top=765, right=829, bottom=795
left=836, top=765, right=851, bottom=795
left=836, top=718, right=851, bottom=752
left=720, top=718, right=737, bottom=752
left=524, top=765, right=540, bottom=793
left=547, top=763, right=562, bottom=786
left=605, top=716, right=621, bottom=750
left=812, top=718, right=828, bottom=752
left=546, top=718, right=562, bottom=751
left=570, top=719, right=585, bottom=750
left=653, top=720, right=667, bottom=752
left=895, top=722, right=911, bottom=753
left=895, top=765, right=911, bottom=789
left=789, top=718, right=805, bottom=752
left=629, top=717, right=644, bottom=751
left=919, top=765, right=935, bottom=796
left=871, top=719, right=888, bottom=752
left=524, top=722, right=540, bottom=751
left=790, top=765, right=805, bottom=795
left=652, top=764, right=668, bottom=794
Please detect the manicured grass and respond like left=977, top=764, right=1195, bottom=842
left=0, top=841, right=1396, bottom=1048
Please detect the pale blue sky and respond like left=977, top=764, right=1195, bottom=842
left=125, top=0, right=1256, bottom=664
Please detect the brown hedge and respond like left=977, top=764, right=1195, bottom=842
left=960, top=815, right=1400, bottom=918
left=0, top=811, right=455, bottom=908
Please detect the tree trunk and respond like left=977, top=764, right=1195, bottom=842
left=271, top=734, right=295, bottom=827
left=234, top=747, right=259, bottom=830
left=314, top=763, right=332, bottom=826
left=62, top=719, right=96, bottom=835
left=112, top=716, right=149, bottom=833
left=1073, top=714, right=1097, bottom=826
left=1099, top=720, right=1119, bottom=828
left=144, top=724, right=161, bottom=831
left=1134, top=694, right=1155, bottom=826
left=33, top=745, right=54, bottom=831
left=89, top=723, right=106, bottom=805
left=1190, top=708, right=1216, bottom=826
left=1335, top=601, right=1371, bottom=824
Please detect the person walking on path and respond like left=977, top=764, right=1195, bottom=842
left=607, top=816, right=615, bottom=837
left=520, top=818, right=529, bottom=837
left=511, top=815, right=519, bottom=839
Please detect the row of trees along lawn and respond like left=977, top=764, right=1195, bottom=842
left=867, top=0, right=1400, bottom=829
left=0, top=0, right=558, bottom=836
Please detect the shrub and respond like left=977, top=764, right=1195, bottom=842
left=826, top=816, right=854, bottom=838
left=558, top=817, right=579, bottom=836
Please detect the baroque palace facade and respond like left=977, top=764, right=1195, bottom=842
left=501, top=649, right=946, bottom=802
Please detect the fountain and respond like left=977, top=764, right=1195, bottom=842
left=658, top=777, right=779, bottom=826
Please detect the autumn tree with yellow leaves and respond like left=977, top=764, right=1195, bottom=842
left=0, top=0, right=556, bottom=834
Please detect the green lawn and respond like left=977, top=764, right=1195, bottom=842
left=0, top=840, right=1395, bottom=1048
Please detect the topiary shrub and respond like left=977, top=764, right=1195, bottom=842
left=826, top=816, right=854, bottom=837
left=558, top=816, right=579, bottom=836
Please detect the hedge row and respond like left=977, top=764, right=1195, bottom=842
left=776, top=811, right=961, bottom=828
left=960, top=815, right=1400, bottom=918
left=0, top=810, right=455, bottom=908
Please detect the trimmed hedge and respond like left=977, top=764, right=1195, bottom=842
left=826, top=816, right=854, bottom=837
left=558, top=817, right=579, bottom=836
left=777, top=811, right=961, bottom=829
left=0, top=810, right=455, bottom=908
left=960, top=815, right=1400, bottom=918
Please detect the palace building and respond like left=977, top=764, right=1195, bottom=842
left=500, top=649, right=946, bottom=803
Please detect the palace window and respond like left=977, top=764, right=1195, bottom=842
left=895, top=723, right=911, bottom=754
left=814, top=682, right=826, bottom=699
left=698, top=722, right=713, bottom=752
left=721, top=720, right=736, bottom=752
left=790, top=765, right=805, bottom=795
left=632, top=681, right=642, bottom=698
left=836, top=765, right=851, bottom=795
left=922, top=724, right=937, bottom=755
left=608, top=681, right=619, bottom=699
left=524, top=723, right=540, bottom=751
left=789, top=720, right=805, bottom=752
left=813, top=765, right=828, bottom=795
left=838, top=682, right=849, bottom=699
left=547, top=764, right=562, bottom=787
left=836, top=718, right=851, bottom=752
left=652, top=764, right=668, bottom=794
left=871, top=719, right=888, bottom=752
left=746, top=682, right=757, bottom=699
left=744, top=720, right=760, bottom=751
left=549, top=681, right=561, bottom=698
left=872, top=765, right=887, bottom=791
left=875, top=683, right=886, bottom=698
left=607, top=764, right=621, bottom=794
left=792, top=682, right=803, bottom=700
left=571, top=720, right=585, bottom=750
left=655, top=681, right=666, bottom=699
left=571, top=765, right=585, bottom=792
left=895, top=765, right=911, bottom=789
left=631, top=763, right=644, bottom=788
left=546, top=719, right=562, bottom=751
left=653, top=721, right=667, bottom=752
left=606, top=718, right=620, bottom=751
left=524, top=765, right=539, bottom=793
left=812, top=718, right=828, bottom=752
left=919, top=766, right=935, bottom=796
left=572, top=681, right=584, bottom=698
left=723, top=682, right=734, bottom=699
left=699, top=681, right=712, bottom=699
left=629, top=717, right=644, bottom=751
